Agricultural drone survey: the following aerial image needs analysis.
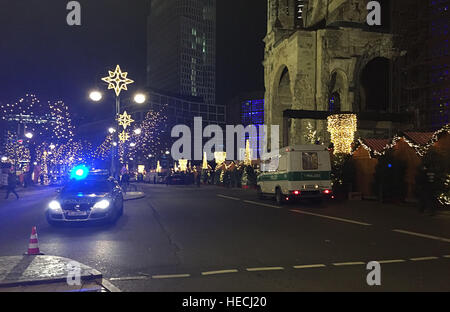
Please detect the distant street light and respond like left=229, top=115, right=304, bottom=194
left=165, top=151, right=170, bottom=155
left=89, top=90, right=103, bottom=102
left=130, top=142, right=136, bottom=147
left=112, top=142, right=118, bottom=147
left=25, top=132, right=34, bottom=139
left=108, top=127, right=116, bottom=134
left=49, top=144, right=56, bottom=150
left=1, top=156, right=7, bottom=162
left=134, top=93, right=146, bottom=104
left=134, top=128, right=142, bottom=135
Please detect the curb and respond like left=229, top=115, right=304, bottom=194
left=99, top=279, right=121, bottom=292
left=0, top=273, right=102, bottom=289
left=123, top=192, right=145, bottom=201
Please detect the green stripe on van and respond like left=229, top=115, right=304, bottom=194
left=257, top=171, right=331, bottom=182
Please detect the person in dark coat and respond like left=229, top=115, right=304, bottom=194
left=5, top=172, right=19, bottom=200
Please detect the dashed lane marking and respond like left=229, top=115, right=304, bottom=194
left=109, top=276, right=148, bottom=281
left=152, top=274, right=191, bottom=279
left=217, top=194, right=241, bottom=201
left=246, top=267, right=285, bottom=272
left=392, top=229, right=450, bottom=243
left=290, top=209, right=371, bottom=226
left=293, top=264, right=326, bottom=269
left=201, top=269, right=239, bottom=276
left=409, top=256, right=440, bottom=261
left=376, top=259, right=406, bottom=264
left=332, top=261, right=366, bottom=266
left=108, top=255, right=449, bottom=282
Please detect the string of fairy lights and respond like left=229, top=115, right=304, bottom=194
left=354, top=124, right=450, bottom=158
left=95, top=108, right=169, bottom=164
left=327, top=114, right=357, bottom=154
left=0, top=94, right=93, bottom=179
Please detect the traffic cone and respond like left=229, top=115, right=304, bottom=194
left=25, top=226, right=43, bottom=255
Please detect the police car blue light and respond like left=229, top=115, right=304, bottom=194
left=70, top=165, right=89, bottom=180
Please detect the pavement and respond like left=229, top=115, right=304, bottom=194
left=0, top=183, right=449, bottom=291
left=0, top=255, right=105, bottom=292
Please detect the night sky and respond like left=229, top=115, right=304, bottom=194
left=0, top=0, right=266, bottom=125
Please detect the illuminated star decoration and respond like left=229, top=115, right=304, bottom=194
left=101, top=65, right=134, bottom=97
left=118, top=111, right=134, bottom=130
left=119, top=131, right=130, bottom=143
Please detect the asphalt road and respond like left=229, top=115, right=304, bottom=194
left=0, top=184, right=449, bottom=291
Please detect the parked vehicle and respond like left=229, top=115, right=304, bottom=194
left=257, top=145, right=333, bottom=205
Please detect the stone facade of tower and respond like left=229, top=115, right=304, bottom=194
left=264, top=0, right=399, bottom=147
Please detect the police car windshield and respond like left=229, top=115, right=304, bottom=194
left=62, top=179, right=111, bottom=194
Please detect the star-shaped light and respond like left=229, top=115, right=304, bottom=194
left=119, top=131, right=130, bottom=143
left=101, top=65, right=134, bottom=96
left=118, top=111, right=134, bottom=129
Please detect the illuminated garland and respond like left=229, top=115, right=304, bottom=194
left=354, top=123, right=450, bottom=158
left=327, top=114, right=357, bottom=154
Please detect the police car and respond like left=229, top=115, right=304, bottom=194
left=46, top=166, right=124, bottom=225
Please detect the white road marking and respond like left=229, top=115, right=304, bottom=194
left=243, top=200, right=282, bottom=209
left=152, top=274, right=191, bottom=279
left=409, top=256, right=439, bottom=261
left=443, top=255, right=450, bottom=258
left=332, top=261, right=365, bottom=266
left=201, top=269, right=239, bottom=276
left=246, top=267, right=284, bottom=272
left=392, top=229, right=450, bottom=243
left=376, top=259, right=406, bottom=264
left=109, top=276, right=148, bottom=281
left=100, top=279, right=122, bottom=292
left=293, top=264, right=326, bottom=269
left=217, top=194, right=241, bottom=201
left=290, top=209, right=371, bottom=226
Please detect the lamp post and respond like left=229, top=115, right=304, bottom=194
left=90, top=65, right=146, bottom=179
left=98, top=65, right=134, bottom=179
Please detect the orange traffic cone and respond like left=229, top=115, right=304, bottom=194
left=25, top=226, right=43, bottom=255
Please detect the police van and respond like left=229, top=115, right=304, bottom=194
left=257, top=145, right=333, bottom=204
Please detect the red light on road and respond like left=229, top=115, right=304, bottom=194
left=293, top=190, right=300, bottom=195
left=323, top=189, right=331, bottom=194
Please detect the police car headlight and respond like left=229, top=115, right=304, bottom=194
left=48, top=200, right=62, bottom=212
left=93, top=199, right=110, bottom=210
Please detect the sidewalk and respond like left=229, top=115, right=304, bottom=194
left=123, top=191, right=145, bottom=201
left=0, top=255, right=111, bottom=292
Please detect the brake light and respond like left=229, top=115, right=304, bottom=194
left=293, top=190, right=300, bottom=195
left=323, top=189, right=332, bottom=194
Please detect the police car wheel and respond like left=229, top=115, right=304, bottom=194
left=257, top=186, right=263, bottom=199
left=118, top=199, right=124, bottom=216
left=275, top=188, right=283, bottom=206
left=46, top=215, right=59, bottom=226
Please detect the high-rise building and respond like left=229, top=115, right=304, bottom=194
left=147, top=0, right=222, bottom=124
left=393, top=0, right=449, bottom=130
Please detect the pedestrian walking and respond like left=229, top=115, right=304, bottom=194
left=195, top=170, right=201, bottom=187
left=5, top=171, right=19, bottom=200
left=120, top=171, right=130, bottom=194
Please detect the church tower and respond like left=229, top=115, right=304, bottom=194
left=264, top=0, right=402, bottom=147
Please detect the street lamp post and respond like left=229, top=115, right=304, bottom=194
left=100, top=65, right=134, bottom=179
left=94, top=65, right=147, bottom=179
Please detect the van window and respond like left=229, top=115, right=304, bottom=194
left=302, top=152, right=318, bottom=170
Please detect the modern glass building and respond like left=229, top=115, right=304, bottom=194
left=147, top=0, right=222, bottom=125
left=227, top=92, right=265, bottom=159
